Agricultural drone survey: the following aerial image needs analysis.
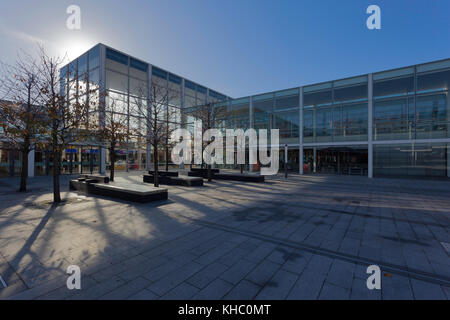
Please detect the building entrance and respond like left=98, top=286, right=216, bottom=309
left=303, top=146, right=368, bottom=175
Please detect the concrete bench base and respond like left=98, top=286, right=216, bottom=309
left=214, top=172, right=265, bottom=183
left=70, top=180, right=168, bottom=203
left=79, top=174, right=110, bottom=183
left=188, top=171, right=213, bottom=179
left=190, top=168, right=220, bottom=174
left=143, top=174, right=203, bottom=186
left=187, top=171, right=265, bottom=183
left=148, top=171, right=179, bottom=177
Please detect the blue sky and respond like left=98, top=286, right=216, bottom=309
left=0, top=0, right=449, bottom=97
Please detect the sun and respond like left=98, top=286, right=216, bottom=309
left=57, top=36, right=97, bottom=61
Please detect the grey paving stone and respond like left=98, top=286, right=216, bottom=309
left=216, top=247, right=248, bottom=267
left=443, top=286, right=450, bottom=300
left=245, top=260, right=280, bottom=287
left=286, top=270, right=326, bottom=300
left=319, top=283, right=351, bottom=300
left=36, top=275, right=99, bottom=300
left=1, top=173, right=450, bottom=301
left=410, top=279, right=446, bottom=300
left=220, top=259, right=257, bottom=285
left=223, top=280, right=261, bottom=300
left=326, top=260, right=356, bottom=289
left=99, top=277, right=151, bottom=300
left=187, top=262, right=229, bottom=289
left=266, top=246, right=295, bottom=265
left=127, top=288, right=159, bottom=300
left=142, top=259, right=185, bottom=282
left=281, top=249, right=311, bottom=274
left=194, top=242, right=237, bottom=265
left=147, top=261, right=204, bottom=296
left=304, top=255, right=333, bottom=275
left=255, top=269, right=298, bottom=300
left=350, top=277, right=381, bottom=300
left=381, top=274, right=414, bottom=300
left=244, top=242, right=277, bottom=263
left=159, top=282, right=200, bottom=300
left=0, top=281, right=28, bottom=299
left=192, top=278, right=233, bottom=300
left=66, top=275, right=126, bottom=300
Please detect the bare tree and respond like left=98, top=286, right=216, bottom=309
left=185, top=102, right=226, bottom=181
left=37, top=46, right=91, bottom=203
left=131, top=83, right=178, bottom=187
left=92, top=96, right=131, bottom=182
left=0, top=52, right=43, bottom=192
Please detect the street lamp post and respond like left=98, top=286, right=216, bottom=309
left=284, top=144, right=288, bottom=178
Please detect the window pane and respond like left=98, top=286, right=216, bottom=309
left=303, top=110, right=314, bottom=142
left=130, top=78, right=147, bottom=97
left=168, top=89, right=181, bottom=107
left=78, top=53, right=87, bottom=76
left=417, top=70, right=450, bottom=94
left=107, top=91, right=127, bottom=114
left=152, top=66, right=167, bottom=79
left=374, top=143, right=447, bottom=177
left=273, top=110, right=299, bottom=143
left=89, top=45, right=100, bottom=70
left=106, top=70, right=128, bottom=94
left=374, top=98, right=414, bottom=140
left=373, top=76, right=414, bottom=98
left=184, top=95, right=196, bottom=108
left=304, top=90, right=332, bottom=107
left=315, top=108, right=333, bottom=142
left=334, top=84, right=367, bottom=103
left=339, top=103, right=368, bottom=141
left=69, top=60, right=77, bottom=80
left=275, top=94, right=299, bottom=110
left=415, top=93, right=448, bottom=139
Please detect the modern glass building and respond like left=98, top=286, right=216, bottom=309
left=251, top=59, right=447, bottom=178
left=0, top=43, right=448, bottom=179
left=0, top=43, right=229, bottom=178
left=188, top=57, right=450, bottom=179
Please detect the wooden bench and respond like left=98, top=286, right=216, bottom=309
left=143, top=174, right=203, bottom=187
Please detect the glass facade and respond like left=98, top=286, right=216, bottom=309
left=56, top=44, right=228, bottom=173
left=374, top=143, right=448, bottom=178
left=208, top=58, right=449, bottom=179
left=5, top=44, right=443, bottom=180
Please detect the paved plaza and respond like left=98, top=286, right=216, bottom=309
left=0, top=171, right=449, bottom=300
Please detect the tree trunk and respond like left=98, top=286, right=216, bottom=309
left=53, top=147, right=61, bottom=203
left=165, top=145, right=169, bottom=172
left=153, top=146, right=159, bottom=187
left=207, top=164, right=212, bottom=182
left=109, top=147, right=115, bottom=182
left=19, top=142, right=29, bottom=192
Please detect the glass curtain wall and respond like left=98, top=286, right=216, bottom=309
left=303, top=77, right=368, bottom=143
left=373, top=60, right=450, bottom=178
left=374, top=143, right=448, bottom=178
